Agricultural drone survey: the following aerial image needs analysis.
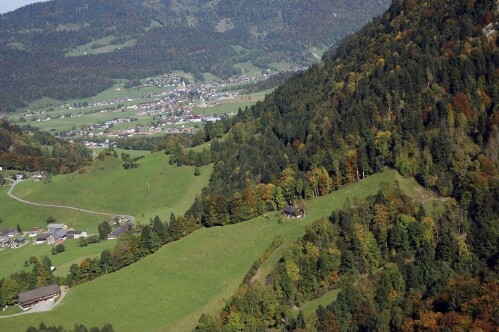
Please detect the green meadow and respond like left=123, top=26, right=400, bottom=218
left=0, top=169, right=433, bottom=332
left=10, top=152, right=213, bottom=224
left=0, top=239, right=115, bottom=280
left=0, top=186, right=104, bottom=232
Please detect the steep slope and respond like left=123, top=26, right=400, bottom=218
left=0, top=0, right=390, bottom=111
left=187, top=0, right=498, bottom=268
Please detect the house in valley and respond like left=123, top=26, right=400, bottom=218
left=108, top=223, right=132, bottom=240
left=27, top=227, right=42, bottom=237
left=47, top=229, right=67, bottom=245
left=47, top=224, right=67, bottom=233
left=0, top=236, right=9, bottom=248
left=36, top=233, right=50, bottom=244
left=10, top=237, right=26, bottom=249
left=2, top=228, right=18, bottom=237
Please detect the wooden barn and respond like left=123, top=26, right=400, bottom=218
left=18, top=284, right=61, bottom=309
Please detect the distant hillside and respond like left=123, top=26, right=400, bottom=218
left=0, top=120, right=91, bottom=173
left=0, top=0, right=390, bottom=111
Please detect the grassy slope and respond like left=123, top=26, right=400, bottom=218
left=1, top=170, right=404, bottom=332
left=0, top=239, right=115, bottom=280
left=11, top=152, right=213, bottom=224
left=0, top=186, right=104, bottom=232
left=0, top=151, right=211, bottom=283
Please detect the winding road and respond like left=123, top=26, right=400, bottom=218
left=7, top=179, right=135, bottom=223
left=0, top=179, right=137, bottom=317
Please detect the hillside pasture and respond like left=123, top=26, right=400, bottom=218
left=0, top=186, right=104, bottom=233
left=0, top=239, right=115, bottom=280
left=0, top=170, right=417, bottom=332
left=10, top=152, right=213, bottom=224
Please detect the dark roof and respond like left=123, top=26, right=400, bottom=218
left=18, top=284, right=60, bottom=304
left=14, top=237, right=25, bottom=243
left=37, top=233, right=50, bottom=240
left=2, top=228, right=17, bottom=234
left=66, top=230, right=83, bottom=235
left=109, top=224, right=130, bottom=237
left=283, top=206, right=304, bottom=215
left=52, top=229, right=67, bottom=239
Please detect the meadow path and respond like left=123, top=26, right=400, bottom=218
left=6, top=180, right=136, bottom=223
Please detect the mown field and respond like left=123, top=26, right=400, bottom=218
left=11, top=152, right=213, bottom=224
left=0, top=169, right=436, bottom=332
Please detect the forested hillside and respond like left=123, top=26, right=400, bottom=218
left=196, top=184, right=499, bottom=331
left=186, top=0, right=498, bottom=244
left=183, top=0, right=498, bottom=318
left=0, top=0, right=390, bottom=111
left=0, top=120, right=91, bottom=173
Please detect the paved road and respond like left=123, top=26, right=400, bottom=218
left=7, top=179, right=135, bottom=222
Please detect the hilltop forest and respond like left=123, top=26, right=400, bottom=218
left=0, top=0, right=390, bottom=112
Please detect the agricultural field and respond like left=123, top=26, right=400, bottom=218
left=0, top=169, right=443, bottom=331
left=9, top=152, right=213, bottom=224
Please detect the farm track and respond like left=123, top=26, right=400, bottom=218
left=6, top=179, right=135, bottom=223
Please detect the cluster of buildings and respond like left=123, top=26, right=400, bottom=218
left=0, top=228, right=26, bottom=249
left=0, top=223, right=88, bottom=249
left=35, top=224, right=87, bottom=245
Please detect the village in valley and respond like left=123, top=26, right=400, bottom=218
left=14, top=68, right=304, bottom=141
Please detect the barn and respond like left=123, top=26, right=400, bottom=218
left=18, top=284, right=61, bottom=309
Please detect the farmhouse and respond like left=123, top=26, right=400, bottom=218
left=2, top=228, right=18, bottom=237
left=10, top=237, right=26, bottom=249
left=108, top=224, right=132, bottom=240
left=47, top=229, right=67, bottom=245
left=36, top=233, right=50, bottom=244
left=283, top=206, right=305, bottom=219
left=18, top=284, right=61, bottom=309
left=27, top=227, right=42, bottom=237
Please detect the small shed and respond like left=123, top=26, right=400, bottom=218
left=18, top=284, right=61, bottom=309
left=283, top=206, right=305, bottom=219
